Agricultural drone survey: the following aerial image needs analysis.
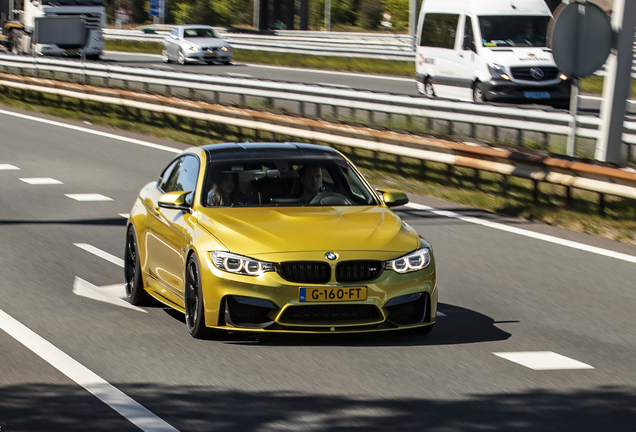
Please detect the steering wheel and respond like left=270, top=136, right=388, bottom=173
left=309, top=192, right=353, bottom=205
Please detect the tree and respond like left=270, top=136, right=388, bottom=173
left=358, top=0, right=383, bottom=30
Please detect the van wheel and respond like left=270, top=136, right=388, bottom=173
left=424, top=78, right=436, bottom=98
left=473, top=82, right=485, bottom=103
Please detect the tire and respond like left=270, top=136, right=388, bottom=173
left=424, top=78, right=435, bottom=98
left=185, top=254, right=208, bottom=338
left=473, top=81, right=485, bottom=103
left=162, top=48, right=170, bottom=63
left=124, top=225, right=151, bottom=305
left=222, top=60, right=231, bottom=65
left=177, top=49, right=186, bottom=65
left=86, top=54, right=100, bottom=61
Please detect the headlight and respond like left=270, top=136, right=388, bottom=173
left=211, top=252, right=274, bottom=276
left=385, top=248, right=431, bottom=273
left=488, top=63, right=510, bottom=80
left=221, top=46, right=229, bottom=52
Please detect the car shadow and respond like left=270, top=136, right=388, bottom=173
left=162, top=302, right=511, bottom=347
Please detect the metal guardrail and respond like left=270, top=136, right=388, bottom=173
left=103, top=28, right=415, bottom=61
left=103, top=28, right=636, bottom=70
left=1, top=73, right=635, bottom=214
left=0, top=53, right=634, bottom=158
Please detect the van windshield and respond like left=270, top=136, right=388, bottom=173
left=478, top=15, right=550, bottom=48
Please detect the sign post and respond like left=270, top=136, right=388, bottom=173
left=149, top=0, right=166, bottom=25
left=596, top=0, right=636, bottom=162
left=550, top=1, right=612, bottom=157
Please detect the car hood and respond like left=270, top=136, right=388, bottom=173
left=196, top=206, right=418, bottom=256
left=186, top=38, right=227, bottom=48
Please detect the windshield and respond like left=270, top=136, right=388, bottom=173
left=183, top=28, right=220, bottom=39
left=203, top=158, right=379, bottom=207
left=479, top=15, right=550, bottom=47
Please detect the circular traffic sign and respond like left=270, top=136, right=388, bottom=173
left=550, top=1, right=612, bottom=78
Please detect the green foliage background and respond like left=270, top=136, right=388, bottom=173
left=114, top=0, right=416, bottom=31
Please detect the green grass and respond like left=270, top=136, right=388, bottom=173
left=1, top=85, right=635, bottom=244
left=104, top=40, right=636, bottom=95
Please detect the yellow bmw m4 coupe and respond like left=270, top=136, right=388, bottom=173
left=125, top=143, right=437, bottom=338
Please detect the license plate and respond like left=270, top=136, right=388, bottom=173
left=66, top=49, right=78, bottom=54
left=205, top=52, right=217, bottom=57
left=299, top=287, right=367, bottom=302
left=524, top=91, right=550, bottom=99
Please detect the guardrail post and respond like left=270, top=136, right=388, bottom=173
left=215, top=91, right=220, bottom=103
left=470, top=123, right=476, bottom=138
left=543, top=132, right=549, bottom=150
left=566, top=186, right=572, bottom=206
left=493, top=126, right=499, bottom=142
left=446, top=165, right=453, bottom=184
left=517, top=129, right=523, bottom=147
left=373, top=151, right=379, bottom=169
left=190, top=88, right=195, bottom=99
left=448, top=120, right=454, bottom=136
left=166, top=85, right=171, bottom=95
left=332, top=105, right=337, bottom=119
left=533, top=180, right=539, bottom=205
left=599, top=193, right=606, bottom=216
left=420, top=160, right=427, bottom=180
left=474, top=169, right=480, bottom=190
left=315, top=104, right=321, bottom=118
left=240, top=94, right=246, bottom=105
left=397, top=155, right=403, bottom=175
left=502, top=175, right=509, bottom=197
left=299, top=101, right=305, bottom=115
left=368, top=110, right=373, bottom=124
left=144, top=82, right=149, bottom=92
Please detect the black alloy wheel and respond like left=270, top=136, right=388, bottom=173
left=124, top=225, right=151, bottom=305
left=424, top=78, right=435, bottom=98
left=185, top=254, right=208, bottom=338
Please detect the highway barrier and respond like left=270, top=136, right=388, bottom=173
left=0, top=53, right=634, bottom=162
left=1, top=72, right=635, bottom=216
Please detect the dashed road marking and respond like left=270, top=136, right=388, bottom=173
left=74, top=243, right=124, bottom=268
left=0, top=308, right=178, bottom=431
left=65, top=193, right=113, bottom=202
left=73, top=277, right=145, bottom=313
left=0, top=164, right=20, bottom=170
left=405, top=203, right=636, bottom=265
left=493, top=351, right=594, bottom=370
left=316, top=82, right=351, bottom=88
left=20, top=177, right=63, bottom=185
left=226, top=72, right=252, bottom=78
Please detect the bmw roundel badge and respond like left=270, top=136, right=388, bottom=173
left=325, top=252, right=338, bottom=261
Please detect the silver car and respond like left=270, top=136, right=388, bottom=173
left=162, top=25, right=233, bottom=65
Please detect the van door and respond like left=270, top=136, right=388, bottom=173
left=417, top=13, right=461, bottom=98
left=456, top=14, right=478, bottom=100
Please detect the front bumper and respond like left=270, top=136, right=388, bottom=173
left=200, top=251, right=438, bottom=333
left=184, top=51, right=232, bottom=63
left=483, top=79, right=571, bottom=103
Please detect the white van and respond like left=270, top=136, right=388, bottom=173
left=415, top=0, right=570, bottom=105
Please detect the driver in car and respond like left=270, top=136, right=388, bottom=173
left=299, top=165, right=323, bottom=203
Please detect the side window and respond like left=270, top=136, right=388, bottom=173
left=158, top=155, right=200, bottom=206
left=420, top=13, right=459, bottom=49
left=158, top=158, right=181, bottom=193
left=463, top=16, right=476, bottom=52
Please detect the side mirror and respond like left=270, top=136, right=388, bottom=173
left=376, top=188, right=409, bottom=207
left=158, top=191, right=192, bottom=212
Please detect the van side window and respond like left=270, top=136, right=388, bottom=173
left=463, top=16, right=476, bottom=52
left=419, top=13, right=459, bottom=49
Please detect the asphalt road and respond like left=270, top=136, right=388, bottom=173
left=103, top=51, right=636, bottom=115
left=1, top=105, right=636, bottom=431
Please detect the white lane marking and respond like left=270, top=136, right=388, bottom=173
left=74, top=243, right=125, bottom=268
left=436, top=311, right=446, bottom=317
left=73, top=277, right=146, bottom=313
left=19, top=177, right=63, bottom=185
left=0, top=164, right=20, bottom=170
left=316, top=82, right=352, bottom=89
left=0, top=308, right=178, bottom=431
left=494, top=351, right=594, bottom=370
left=242, top=61, right=414, bottom=82
left=405, top=203, right=636, bottom=265
left=65, top=193, right=113, bottom=202
left=226, top=72, right=252, bottom=78
left=118, top=213, right=130, bottom=218
left=0, top=109, right=180, bottom=154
